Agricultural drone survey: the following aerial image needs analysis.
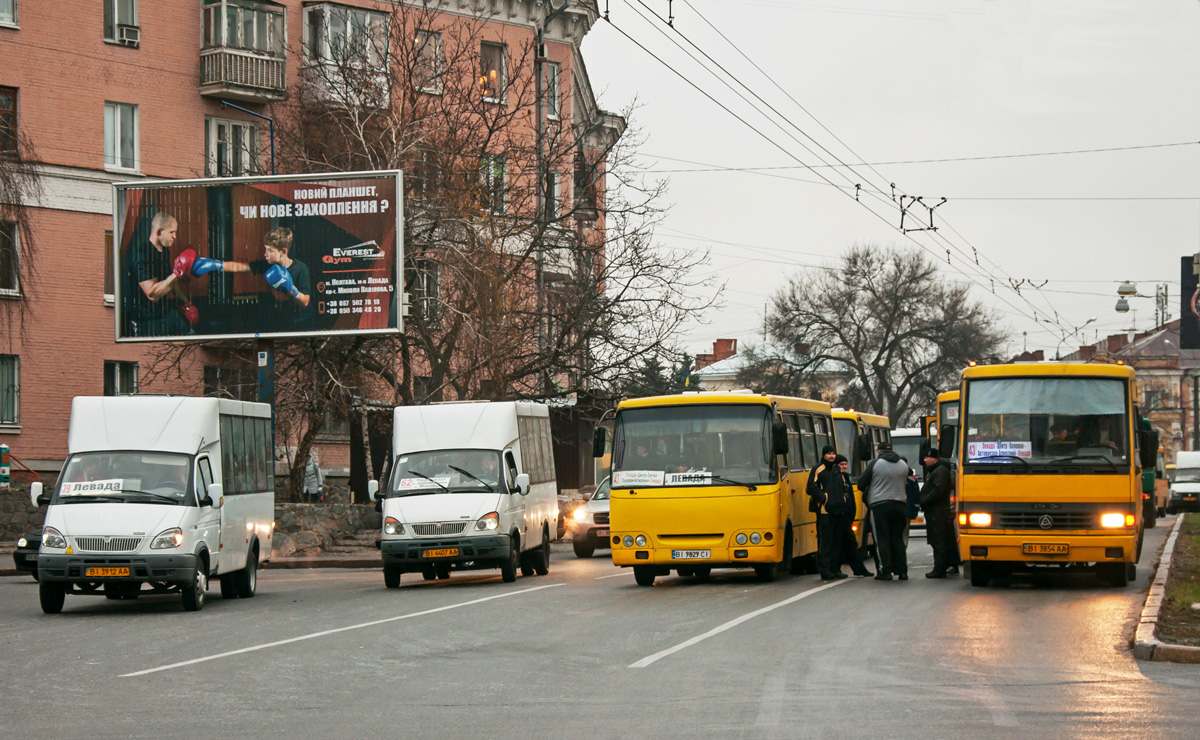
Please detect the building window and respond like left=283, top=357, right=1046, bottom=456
left=0, top=0, right=16, bottom=26
left=480, top=154, right=505, bottom=214
left=203, top=0, right=285, bottom=56
left=104, top=361, right=138, bottom=396
left=103, top=0, right=137, bottom=42
left=104, top=231, right=115, bottom=302
left=205, top=117, right=258, bottom=176
left=0, top=87, right=15, bottom=153
left=104, top=101, right=138, bottom=171
left=0, top=355, right=17, bottom=425
left=480, top=42, right=506, bottom=101
left=414, top=29, right=442, bottom=94
left=304, top=3, right=387, bottom=66
left=1144, top=389, right=1162, bottom=412
left=411, top=259, right=441, bottom=325
left=545, top=171, right=562, bottom=221
left=409, top=146, right=443, bottom=201
left=544, top=61, right=561, bottom=120
left=0, top=222, right=17, bottom=296
left=204, top=364, right=257, bottom=401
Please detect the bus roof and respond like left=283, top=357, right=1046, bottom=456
left=618, top=391, right=832, bottom=415
left=936, top=390, right=960, bottom=403
left=962, top=362, right=1135, bottom=380
left=832, top=409, right=891, bottom=428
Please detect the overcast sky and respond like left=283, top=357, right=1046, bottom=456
left=580, top=0, right=1200, bottom=359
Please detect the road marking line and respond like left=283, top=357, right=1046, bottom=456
left=629, top=579, right=849, bottom=668
left=595, top=572, right=632, bottom=580
left=121, top=584, right=562, bottom=678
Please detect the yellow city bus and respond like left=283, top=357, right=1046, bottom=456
left=955, top=362, right=1157, bottom=587
left=832, top=409, right=892, bottom=546
left=598, top=391, right=834, bottom=586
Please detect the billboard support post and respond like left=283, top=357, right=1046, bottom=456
left=257, top=340, right=275, bottom=428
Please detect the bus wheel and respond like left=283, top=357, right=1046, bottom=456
left=533, top=527, right=550, bottom=576
left=692, top=567, right=711, bottom=580
left=633, top=566, right=656, bottom=587
left=234, top=549, right=258, bottom=598
left=754, top=563, right=779, bottom=582
left=1102, top=562, right=1129, bottom=587
left=39, top=582, right=66, bottom=614
left=501, top=536, right=520, bottom=583
left=968, top=562, right=990, bottom=588
left=384, top=566, right=402, bottom=589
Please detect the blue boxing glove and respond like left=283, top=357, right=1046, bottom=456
left=191, top=257, right=224, bottom=277
left=264, top=263, right=300, bottom=298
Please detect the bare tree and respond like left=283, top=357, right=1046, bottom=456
left=0, top=128, right=44, bottom=343
left=739, top=245, right=1005, bottom=424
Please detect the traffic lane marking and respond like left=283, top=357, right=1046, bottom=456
left=595, top=572, right=632, bottom=580
left=120, top=583, right=562, bottom=677
left=629, top=578, right=850, bottom=668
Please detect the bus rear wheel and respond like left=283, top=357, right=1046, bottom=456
left=754, top=563, right=779, bottom=582
left=633, top=566, right=656, bottom=587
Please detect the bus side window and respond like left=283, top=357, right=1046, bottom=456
left=784, top=413, right=803, bottom=471
left=813, top=416, right=832, bottom=454
left=798, top=414, right=818, bottom=469
left=197, top=457, right=213, bottom=503
left=504, top=451, right=518, bottom=492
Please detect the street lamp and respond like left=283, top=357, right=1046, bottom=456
left=1056, top=316, right=1097, bottom=360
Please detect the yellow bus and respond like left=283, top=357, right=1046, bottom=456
left=598, top=391, right=834, bottom=586
left=833, top=410, right=894, bottom=554
left=955, top=362, right=1157, bottom=587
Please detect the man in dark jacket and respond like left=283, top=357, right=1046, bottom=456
left=858, top=443, right=910, bottom=580
left=920, top=447, right=957, bottom=578
left=811, top=455, right=873, bottom=580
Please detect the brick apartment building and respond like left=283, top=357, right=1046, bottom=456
left=0, top=0, right=621, bottom=487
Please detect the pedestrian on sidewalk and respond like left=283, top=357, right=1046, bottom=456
left=303, top=449, right=325, bottom=503
left=920, top=447, right=957, bottom=578
left=857, top=442, right=910, bottom=581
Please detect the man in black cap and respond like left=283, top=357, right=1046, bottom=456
left=811, top=454, right=873, bottom=580
left=920, top=446, right=957, bottom=578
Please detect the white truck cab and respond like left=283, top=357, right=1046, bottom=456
left=33, top=396, right=274, bottom=613
left=372, top=401, right=559, bottom=587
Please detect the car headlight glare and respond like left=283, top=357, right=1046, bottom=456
left=150, top=527, right=184, bottom=549
left=42, top=527, right=67, bottom=550
left=384, top=517, right=405, bottom=535
left=750, top=532, right=762, bottom=544
left=967, top=512, right=992, bottom=528
left=476, top=512, right=499, bottom=531
left=622, top=535, right=634, bottom=547
left=634, top=535, right=647, bottom=547
left=573, top=508, right=588, bottom=522
left=735, top=533, right=748, bottom=545
left=17, top=537, right=27, bottom=548
left=1100, top=513, right=1128, bottom=529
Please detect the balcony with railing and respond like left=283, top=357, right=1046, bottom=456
left=199, top=0, right=287, bottom=102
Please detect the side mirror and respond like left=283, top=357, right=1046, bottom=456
left=515, top=473, right=530, bottom=495
left=772, top=421, right=789, bottom=457
left=937, top=424, right=955, bottom=459
left=206, top=483, right=223, bottom=509
left=856, top=433, right=873, bottom=462
left=368, top=479, right=380, bottom=501
left=30, top=481, right=45, bottom=508
left=592, top=427, right=606, bottom=458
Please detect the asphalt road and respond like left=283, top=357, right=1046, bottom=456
left=2, top=521, right=1198, bottom=740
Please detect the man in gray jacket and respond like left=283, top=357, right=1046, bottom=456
left=857, top=443, right=910, bottom=580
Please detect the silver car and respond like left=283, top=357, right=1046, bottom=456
left=567, top=478, right=611, bottom=558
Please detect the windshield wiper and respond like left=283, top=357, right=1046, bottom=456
left=1047, top=454, right=1119, bottom=471
left=57, top=493, right=129, bottom=503
left=447, top=465, right=494, bottom=492
left=968, top=455, right=1031, bottom=470
left=402, top=470, right=450, bottom=492
left=116, top=488, right=182, bottom=504
left=708, top=475, right=758, bottom=491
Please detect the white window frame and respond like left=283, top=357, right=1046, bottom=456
left=203, top=0, right=285, bottom=56
left=480, top=41, right=506, bottom=103
left=103, top=0, right=137, bottom=42
left=0, top=354, right=18, bottom=427
left=303, top=3, right=387, bottom=67
left=205, top=116, right=258, bottom=177
left=0, top=221, right=18, bottom=297
left=414, top=259, right=441, bottom=323
left=544, top=61, right=561, bottom=120
left=104, top=360, right=139, bottom=396
left=481, top=154, right=506, bottom=215
left=414, top=29, right=443, bottom=94
left=104, top=230, right=115, bottom=305
left=546, top=171, right=562, bottom=221
left=0, top=0, right=17, bottom=28
left=104, top=101, right=138, bottom=172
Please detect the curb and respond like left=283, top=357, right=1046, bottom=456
left=1133, top=515, right=1200, bottom=663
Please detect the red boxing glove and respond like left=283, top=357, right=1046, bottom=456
left=173, top=249, right=197, bottom=279
left=179, top=301, right=199, bottom=327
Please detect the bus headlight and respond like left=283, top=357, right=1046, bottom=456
left=150, top=528, right=184, bottom=549
left=749, top=532, right=762, bottom=544
left=476, top=512, right=499, bottom=531
left=622, top=536, right=634, bottom=547
left=42, top=528, right=67, bottom=550
left=1100, top=513, right=1130, bottom=529
left=384, top=517, right=405, bottom=535
left=635, top=535, right=647, bottom=547
left=967, top=512, right=992, bottom=528
left=735, top=533, right=748, bottom=545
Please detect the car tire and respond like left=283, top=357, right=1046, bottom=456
left=533, top=527, right=550, bottom=576
left=633, top=565, right=656, bottom=587
left=234, top=549, right=258, bottom=598
left=181, top=568, right=207, bottom=612
left=1157, top=506, right=1165, bottom=517
left=384, top=565, right=402, bottom=589
left=435, top=564, right=451, bottom=580
left=219, top=574, right=239, bottom=599
left=573, top=538, right=595, bottom=558
left=39, top=582, right=66, bottom=614
left=969, top=562, right=990, bottom=588
left=501, top=536, right=520, bottom=583
left=422, top=568, right=436, bottom=581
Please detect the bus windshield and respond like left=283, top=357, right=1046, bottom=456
left=54, top=451, right=194, bottom=505
left=390, top=449, right=505, bottom=494
left=964, top=377, right=1128, bottom=465
left=611, top=404, right=774, bottom=487
left=1175, top=468, right=1200, bottom=483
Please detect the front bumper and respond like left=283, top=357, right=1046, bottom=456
left=13, top=549, right=39, bottom=573
left=1171, top=493, right=1200, bottom=511
left=611, top=536, right=781, bottom=568
left=958, top=532, right=1136, bottom=564
left=567, top=523, right=612, bottom=546
left=37, top=552, right=200, bottom=584
left=381, top=534, right=512, bottom=570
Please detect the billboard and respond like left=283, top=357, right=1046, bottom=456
left=1183, top=256, right=1200, bottom=349
left=113, top=171, right=402, bottom=342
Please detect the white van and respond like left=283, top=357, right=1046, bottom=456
left=32, top=396, right=274, bottom=613
left=371, top=401, right=559, bottom=587
left=1168, top=449, right=1200, bottom=513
